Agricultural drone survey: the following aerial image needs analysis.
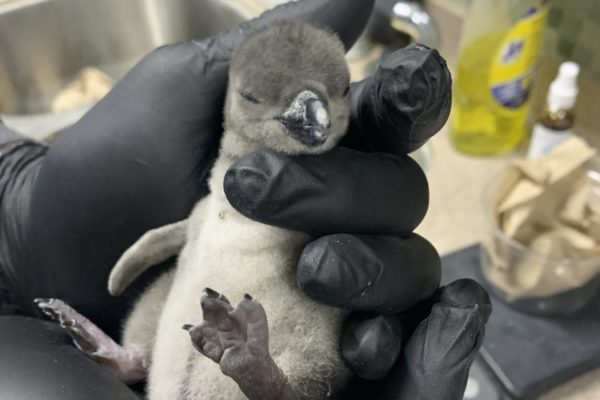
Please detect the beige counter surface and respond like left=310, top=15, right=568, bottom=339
left=416, top=126, right=600, bottom=399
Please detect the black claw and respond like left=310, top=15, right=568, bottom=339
left=244, top=294, right=254, bottom=301
left=203, top=288, right=220, bottom=299
left=182, top=324, right=194, bottom=331
left=218, top=294, right=230, bottom=304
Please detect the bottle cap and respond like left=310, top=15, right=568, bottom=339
left=547, top=61, right=580, bottom=111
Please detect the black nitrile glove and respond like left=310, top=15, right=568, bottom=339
left=0, top=1, right=490, bottom=399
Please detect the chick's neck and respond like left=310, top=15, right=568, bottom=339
left=219, top=129, right=263, bottom=161
left=207, top=129, right=263, bottom=202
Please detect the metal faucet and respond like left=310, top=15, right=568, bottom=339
left=390, top=1, right=439, bottom=48
left=259, top=0, right=440, bottom=49
left=366, top=0, right=440, bottom=50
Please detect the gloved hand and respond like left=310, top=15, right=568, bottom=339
left=0, top=0, right=491, bottom=399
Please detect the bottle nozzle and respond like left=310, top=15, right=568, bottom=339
left=548, top=61, right=580, bottom=111
left=557, top=61, right=580, bottom=86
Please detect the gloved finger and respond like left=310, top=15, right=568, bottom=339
left=343, top=43, right=452, bottom=155
left=380, top=279, right=492, bottom=400
left=224, top=148, right=428, bottom=236
left=341, top=313, right=404, bottom=380
left=297, top=233, right=440, bottom=312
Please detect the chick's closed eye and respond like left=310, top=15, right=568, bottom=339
left=240, top=90, right=261, bottom=104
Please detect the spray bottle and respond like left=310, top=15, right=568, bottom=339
left=528, top=62, right=580, bottom=159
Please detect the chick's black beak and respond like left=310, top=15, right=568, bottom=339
left=276, top=90, right=330, bottom=147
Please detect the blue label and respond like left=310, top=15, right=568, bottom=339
left=491, top=74, right=532, bottom=109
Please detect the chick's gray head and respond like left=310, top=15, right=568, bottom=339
left=225, top=23, right=351, bottom=155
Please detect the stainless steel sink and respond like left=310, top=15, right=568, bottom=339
left=0, top=0, right=274, bottom=139
left=0, top=0, right=271, bottom=115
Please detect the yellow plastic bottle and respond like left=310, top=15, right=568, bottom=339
left=451, top=0, right=549, bottom=156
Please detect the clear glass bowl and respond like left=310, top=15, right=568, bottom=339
left=480, top=155, right=600, bottom=317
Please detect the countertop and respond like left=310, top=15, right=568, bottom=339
left=416, top=126, right=600, bottom=400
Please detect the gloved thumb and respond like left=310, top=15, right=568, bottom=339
left=344, top=43, right=452, bottom=155
left=381, top=279, right=491, bottom=400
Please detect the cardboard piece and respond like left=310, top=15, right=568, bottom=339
left=51, top=67, right=114, bottom=112
left=484, top=136, right=600, bottom=299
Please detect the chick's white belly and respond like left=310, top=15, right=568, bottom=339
left=147, top=207, right=348, bottom=400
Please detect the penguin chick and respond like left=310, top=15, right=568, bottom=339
left=36, top=23, right=352, bottom=400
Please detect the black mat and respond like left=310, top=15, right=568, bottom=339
left=441, top=244, right=600, bottom=399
